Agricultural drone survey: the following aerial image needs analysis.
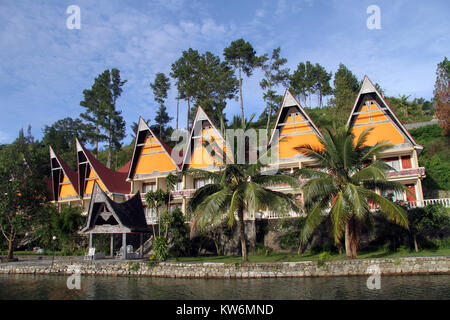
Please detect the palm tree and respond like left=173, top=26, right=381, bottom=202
left=186, top=120, right=300, bottom=261
left=296, top=126, right=409, bottom=259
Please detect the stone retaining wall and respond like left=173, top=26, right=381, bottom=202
left=0, top=256, right=448, bottom=278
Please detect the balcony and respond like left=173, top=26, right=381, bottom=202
left=407, top=198, right=450, bottom=208
left=387, top=167, right=426, bottom=178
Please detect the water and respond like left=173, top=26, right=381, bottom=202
left=0, top=274, right=449, bottom=300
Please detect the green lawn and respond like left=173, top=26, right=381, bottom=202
left=167, top=247, right=450, bottom=264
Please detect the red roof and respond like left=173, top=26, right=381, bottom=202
left=77, top=140, right=130, bottom=194
left=117, top=159, right=131, bottom=173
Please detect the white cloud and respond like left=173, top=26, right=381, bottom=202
left=200, top=18, right=226, bottom=37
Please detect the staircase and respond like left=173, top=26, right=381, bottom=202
left=135, top=236, right=153, bottom=255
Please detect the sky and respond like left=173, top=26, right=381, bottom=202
left=0, top=0, right=449, bottom=145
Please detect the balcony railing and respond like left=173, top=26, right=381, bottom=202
left=387, top=167, right=426, bottom=178
left=259, top=210, right=306, bottom=220
left=407, top=198, right=450, bottom=208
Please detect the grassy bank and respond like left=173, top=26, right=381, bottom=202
left=167, top=247, right=450, bottom=264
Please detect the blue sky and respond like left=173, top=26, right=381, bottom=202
left=0, top=0, right=449, bottom=145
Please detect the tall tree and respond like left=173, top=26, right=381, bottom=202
left=0, top=131, right=47, bottom=260
left=259, top=47, right=290, bottom=132
left=330, top=64, right=360, bottom=111
left=192, top=51, right=238, bottom=125
left=224, top=39, right=260, bottom=127
left=296, top=126, right=409, bottom=259
left=312, top=63, right=333, bottom=108
left=150, top=73, right=172, bottom=139
left=289, top=62, right=308, bottom=106
left=434, top=57, right=450, bottom=136
left=171, top=49, right=202, bottom=131
left=80, top=69, right=127, bottom=168
left=289, top=61, right=317, bottom=108
left=172, top=50, right=238, bottom=128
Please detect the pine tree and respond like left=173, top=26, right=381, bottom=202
left=150, top=73, right=172, bottom=139
left=224, top=39, right=261, bottom=126
left=330, top=64, right=360, bottom=111
left=259, top=47, right=290, bottom=132
left=80, top=69, right=126, bottom=168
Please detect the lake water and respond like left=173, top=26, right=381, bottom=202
left=0, top=274, right=449, bottom=300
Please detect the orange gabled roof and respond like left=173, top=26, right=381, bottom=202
left=76, top=139, right=130, bottom=195
left=347, top=76, right=423, bottom=151
left=49, top=146, right=79, bottom=201
left=181, top=106, right=230, bottom=170
left=269, top=89, right=324, bottom=161
left=127, top=117, right=180, bottom=179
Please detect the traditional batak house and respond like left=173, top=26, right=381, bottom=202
left=347, top=76, right=425, bottom=206
left=261, top=89, right=325, bottom=218
left=126, top=117, right=182, bottom=224
left=75, top=138, right=131, bottom=214
left=176, top=106, right=231, bottom=215
left=49, top=146, right=80, bottom=210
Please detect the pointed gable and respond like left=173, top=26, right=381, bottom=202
left=76, top=139, right=130, bottom=197
left=80, top=182, right=149, bottom=234
left=347, top=76, right=423, bottom=150
left=49, top=146, right=79, bottom=201
left=269, top=90, right=323, bottom=161
left=128, top=117, right=180, bottom=180
left=182, top=106, right=229, bottom=170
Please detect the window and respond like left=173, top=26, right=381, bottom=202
left=383, top=157, right=400, bottom=170
left=173, top=181, right=183, bottom=191
left=401, top=156, right=412, bottom=169
left=143, top=182, right=156, bottom=193
left=194, top=178, right=212, bottom=189
left=382, top=189, right=404, bottom=202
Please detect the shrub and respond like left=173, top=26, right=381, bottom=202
left=153, top=236, right=168, bottom=262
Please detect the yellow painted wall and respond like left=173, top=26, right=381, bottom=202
left=352, top=103, right=405, bottom=146
left=84, top=169, right=107, bottom=195
left=59, top=174, right=77, bottom=199
left=186, top=127, right=227, bottom=169
left=278, top=112, right=322, bottom=159
left=135, top=135, right=177, bottom=174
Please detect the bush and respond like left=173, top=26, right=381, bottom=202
left=153, top=236, right=168, bottom=262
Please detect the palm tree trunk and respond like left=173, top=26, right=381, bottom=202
left=345, top=216, right=360, bottom=259
left=414, top=233, right=419, bottom=252
left=237, top=206, right=247, bottom=262
left=345, top=222, right=352, bottom=258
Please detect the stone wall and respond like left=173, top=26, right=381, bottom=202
left=0, top=256, right=448, bottom=278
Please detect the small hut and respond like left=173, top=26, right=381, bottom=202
left=80, top=182, right=150, bottom=260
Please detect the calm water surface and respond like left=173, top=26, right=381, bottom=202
left=0, top=274, right=449, bottom=300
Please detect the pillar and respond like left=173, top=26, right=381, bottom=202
left=89, top=233, right=93, bottom=248
left=110, top=234, right=114, bottom=258
left=139, top=233, right=143, bottom=259
left=122, top=233, right=126, bottom=260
